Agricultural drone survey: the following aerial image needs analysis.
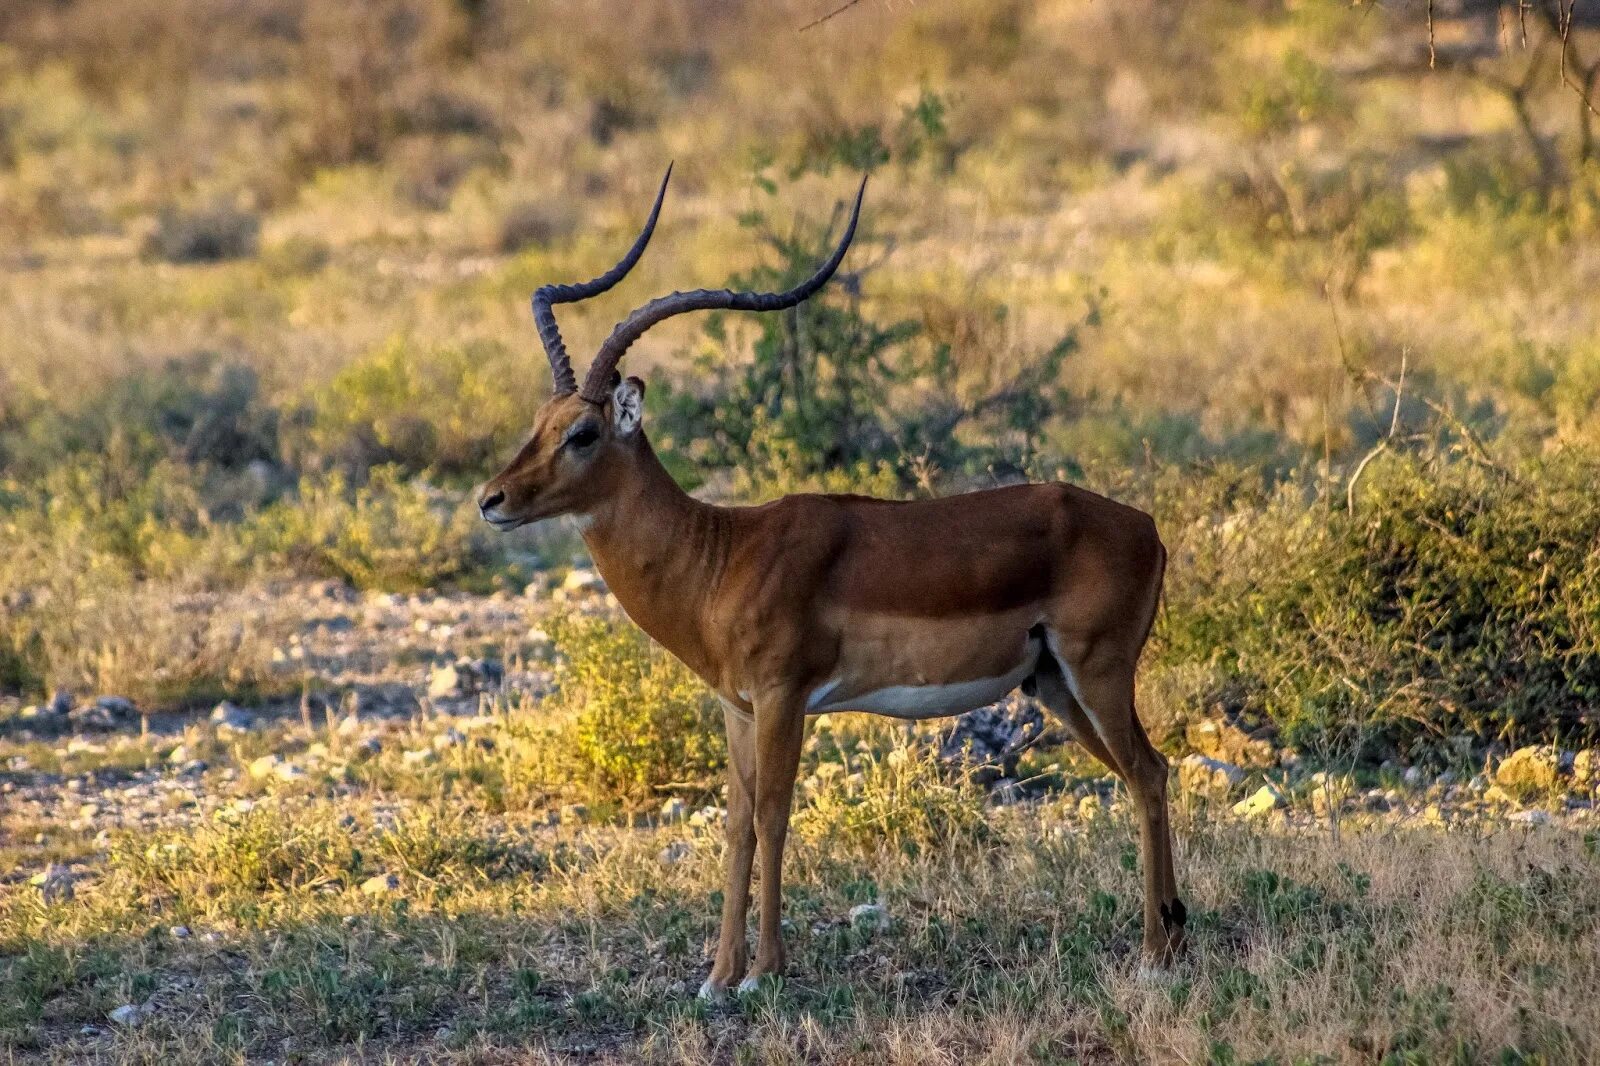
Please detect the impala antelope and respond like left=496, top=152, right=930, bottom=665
left=478, top=168, right=1184, bottom=997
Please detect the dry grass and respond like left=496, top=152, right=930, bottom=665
left=3, top=753, right=1597, bottom=1063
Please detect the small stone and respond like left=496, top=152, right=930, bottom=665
left=849, top=902, right=889, bottom=931
left=336, top=714, right=364, bottom=737
left=1179, top=754, right=1246, bottom=796
left=1573, top=750, right=1598, bottom=787
left=49, top=689, right=75, bottom=716
left=432, top=727, right=467, bottom=750
left=274, top=762, right=307, bottom=784
left=108, top=1004, right=146, bottom=1027
left=1231, top=784, right=1285, bottom=818
left=559, top=803, right=588, bottom=824
left=990, top=778, right=1025, bottom=805
left=1510, top=808, right=1552, bottom=825
left=659, top=840, right=692, bottom=864
left=659, top=798, right=687, bottom=823
left=170, top=925, right=191, bottom=939
left=79, top=1025, right=105, bottom=1037
left=1495, top=746, right=1565, bottom=799
left=30, top=864, right=75, bottom=903
left=688, top=805, right=724, bottom=828
left=427, top=663, right=462, bottom=699
left=210, top=702, right=257, bottom=733
left=1402, top=766, right=1426, bottom=788
left=356, top=737, right=382, bottom=758
left=71, top=696, right=136, bottom=731
left=166, top=744, right=191, bottom=765
left=360, top=873, right=400, bottom=895
left=402, top=748, right=436, bottom=766
left=1185, top=718, right=1276, bottom=768
left=249, top=754, right=284, bottom=780
left=562, top=567, right=605, bottom=595
left=1078, top=793, right=1103, bottom=819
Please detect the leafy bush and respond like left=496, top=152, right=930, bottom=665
left=653, top=169, right=1074, bottom=497
left=1157, top=449, right=1600, bottom=758
left=292, top=338, right=527, bottom=480
left=143, top=205, right=260, bottom=263
left=794, top=724, right=989, bottom=858
left=543, top=613, right=724, bottom=808
left=246, top=466, right=500, bottom=592
left=0, top=354, right=279, bottom=482
left=0, top=517, right=282, bottom=706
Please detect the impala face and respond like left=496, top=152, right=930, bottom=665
left=477, top=378, right=645, bottom=529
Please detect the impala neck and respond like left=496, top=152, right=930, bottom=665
left=577, top=434, right=729, bottom=679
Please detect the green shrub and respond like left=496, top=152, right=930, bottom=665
left=1157, top=450, right=1600, bottom=758
left=0, top=516, right=282, bottom=706
left=246, top=466, right=501, bottom=592
left=794, top=725, right=989, bottom=858
left=292, top=337, right=527, bottom=480
left=544, top=613, right=724, bottom=808
left=143, top=205, right=260, bottom=263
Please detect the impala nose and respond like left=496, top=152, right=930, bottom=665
left=478, top=488, right=506, bottom=516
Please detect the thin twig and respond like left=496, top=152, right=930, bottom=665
left=800, top=0, right=867, bottom=32
left=1427, top=0, right=1437, bottom=68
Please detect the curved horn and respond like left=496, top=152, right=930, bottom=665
left=578, top=175, right=867, bottom=404
left=532, top=164, right=673, bottom=395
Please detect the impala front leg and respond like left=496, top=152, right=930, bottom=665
left=740, top=693, right=806, bottom=993
left=702, top=702, right=756, bottom=999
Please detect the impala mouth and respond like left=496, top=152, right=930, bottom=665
left=482, top=513, right=526, bottom=532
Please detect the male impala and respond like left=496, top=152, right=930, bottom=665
left=479, top=168, right=1184, bottom=997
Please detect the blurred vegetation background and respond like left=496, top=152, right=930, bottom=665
left=4, top=0, right=1600, bottom=762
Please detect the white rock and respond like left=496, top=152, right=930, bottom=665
left=688, top=805, right=724, bottom=828
left=1231, top=784, right=1286, bottom=818
left=360, top=873, right=400, bottom=895
left=1510, top=809, right=1552, bottom=825
left=274, top=762, right=307, bottom=784
left=1179, top=754, right=1246, bottom=794
left=108, top=1004, right=146, bottom=1026
left=427, top=663, right=461, bottom=699
left=30, top=864, right=75, bottom=903
left=658, top=841, right=692, bottom=864
left=432, top=727, right=467, bottom=750
left=849, top=902, right=889, bottom=931
left=169, top=925, right=191, bottom=939
left=402, top=748, right=436, bottom=767
left=562, top=568, right=605, bottom=594
left=248, top=755, right=284, bottom=780
left=210, top=702, right=257, bottom=733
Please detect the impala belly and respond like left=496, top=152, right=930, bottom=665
left=808, top=610, right=1045, bottom=720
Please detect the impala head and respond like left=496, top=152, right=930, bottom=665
left=479, top=165, right=867, bottom=531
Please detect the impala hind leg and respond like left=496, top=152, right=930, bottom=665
left=702, top=703, right=757, bottom=1000
left=1036, top=648, right=1184, bottom=965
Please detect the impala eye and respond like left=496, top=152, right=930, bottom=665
left=565, top=423, right=600, bottom=450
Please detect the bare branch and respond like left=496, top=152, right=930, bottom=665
left=800, top=0, right=868, bottom=32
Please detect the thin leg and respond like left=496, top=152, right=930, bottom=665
left=742, top=696, right=806, bottom=990
left=1056, top=648, right=1184, bottom=964
left=702, top=703, right=756, bottom=998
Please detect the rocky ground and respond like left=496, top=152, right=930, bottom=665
left=4, top=577, right=1600, bottom=1062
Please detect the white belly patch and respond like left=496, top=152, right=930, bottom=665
left=806, top=639, right=1041, bottom=721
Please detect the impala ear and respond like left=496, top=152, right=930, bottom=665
left=612, top=376, right=645, bottom=437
